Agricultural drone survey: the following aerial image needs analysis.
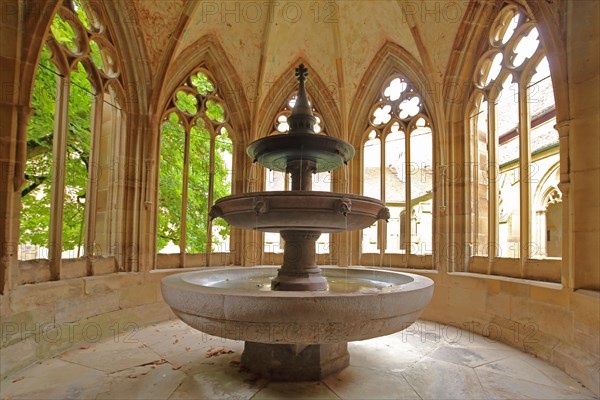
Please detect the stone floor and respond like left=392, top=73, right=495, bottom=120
left=1, top=319, right=597, bottom=400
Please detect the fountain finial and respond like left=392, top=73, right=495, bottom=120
left=295, top=64, right=308, bottom=82
left=288, top=64, right=317, bottom=134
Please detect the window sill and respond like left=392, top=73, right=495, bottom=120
left=448, top=271, right=563, bottom=289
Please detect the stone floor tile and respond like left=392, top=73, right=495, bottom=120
left=134, top=320, right=195, bottom=347
left=402, top=356, right=487, bottom=399
left=2, top=320, right=596, bottom=400
left=348, top=336, right=427, bottom=373
left=443, top=325, right=524, bottom=353
left=476, top=355, right=570, bottom=388
left=252, top=381, right=340, bottom=400
left=137, top=321, right=244, bottom=369
left=180, top=349, right=242, bottom=376
left=95, top=363, right=186, bottom=400
left=403, top=320, right=446, bottom=344
left=394, top=328, right=445, bottom=353
left=428, top=344, right=514, bottom=368
left=516, top=353, right=597, bottom=396
left=167, top=358, right=266, bottom=400
left=59, top=336, right=162, bottom=372
left=476, top=369, right=597, bottom=400
left=323, top=365, right=420, bottom=400
left=0, top=358, right=108, bottom=400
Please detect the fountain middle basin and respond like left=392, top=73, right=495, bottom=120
left=210, top=191, right=388, bottom=232
left=161, top=266, right=434, bottom=344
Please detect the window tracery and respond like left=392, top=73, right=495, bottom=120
left=468, top=3, right=561, bottom=273
left=157, top=69, right=233, bottom=266
left=362, top=75, right=434, bottom=259
left=19, top=0, right=126, bottom=279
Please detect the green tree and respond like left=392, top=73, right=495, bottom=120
left=157, top=106, right=232, bottom=253
left=20, top=13, right=93, bottom=255
left=22, top=16, right=232, bottom=257
left=20, top=45, right=55, bottom=249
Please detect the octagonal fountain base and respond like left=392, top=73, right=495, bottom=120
left=241, top=342, right=349, bottom=381
left=162, top=266, right=434, bottom=380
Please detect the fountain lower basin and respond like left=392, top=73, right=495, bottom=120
left=161, top=266, right=434, bottom=344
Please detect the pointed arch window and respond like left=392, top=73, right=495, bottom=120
left=263, top=93, right=332, bottom=256
left=361, top=75, right=434, bottom=263
left=157, top=69, right=234, bottom=267
left=468, top=4, right=561, bottom=280
left=19, top=0, right=127, bottom=281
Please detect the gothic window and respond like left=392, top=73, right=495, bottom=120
left=157, top=69, right=233, bottom=265
left=263, top=93, right=331, bottom=255
left=469, top=4, right=561, bottom=273
left=19, top=0, right=126, bottom=280
left=362, top=75, right=433, bottom=258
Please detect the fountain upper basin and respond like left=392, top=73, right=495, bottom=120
left=246, top=133, right=355, bottom=173
left=211, top=191, right=387, bottom=232
left=161, top=267, right=434, bottom=344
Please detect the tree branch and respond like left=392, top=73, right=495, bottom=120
left=21, top=174, right=47, bottom=197
left=26, top=134, right=53, bottom=159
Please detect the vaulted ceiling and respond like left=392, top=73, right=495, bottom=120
left=126, top=0, right=464, bottom=116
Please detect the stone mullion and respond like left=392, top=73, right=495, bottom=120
left=48, top=76, right=70, bottom=280
left=83, top=90, right=103, bottom=275
left=518, top=80, right=531, bottom=271
left=554, top=121, right=570, bottom=288
left=6, top=105, right=32, bottom=290
left=405, top=129, right=412, bottom=263
left=378, top=132, right=385, bottom=266
left=487, top=98, right=498, bottom=268
left=108, top=104, right=124, bottom=262
left=536, top=210, right=547, bottom=257
left=179, top=126, right=191, bottom=268
left=205, top=135, right=216, bottom=266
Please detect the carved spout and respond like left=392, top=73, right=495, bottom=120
left=334, top=198, right=352, bottom=216
left=209, top=205, right=223, bottom=221
left=253, top=197, right=270, bottom=215
left=377, top=207, right=391, bottom=222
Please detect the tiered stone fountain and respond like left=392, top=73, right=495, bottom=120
left=162, top=65, right=434, bottom=381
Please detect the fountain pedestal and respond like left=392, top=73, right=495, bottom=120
left=271, top=230, right=328, bottom=291
left=242, top=342, right=349, bottom=381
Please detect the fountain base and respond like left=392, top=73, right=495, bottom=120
left=241, top=342, right=349, bottom=381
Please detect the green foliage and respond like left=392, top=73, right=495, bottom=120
left=157, top=114, right=185, bottom=252
left=185, top=125, right=211, bottom=252
left=20, top=45, right=55, bottom=248
left=212, top=129, right=233, bottom=248
left=157, top=72, right=231, bottom=254
left=157, top=116, right=232, bottom=254
left=63, top=61, right=92, bottom=252
left=206, top=100, right=225, bottom=123
left=191, top=72, right=214, bottom=95
left=50, top=14, right=77, bottom=53
left=20, top=16, right=94, bottom=255
left=73, top=0, right=91, bottom=30
left=175, top=91, right=198, bottom=114
left=23, top=35, right=232, bottom=257
left=89, top=40, right=105, bottom=71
